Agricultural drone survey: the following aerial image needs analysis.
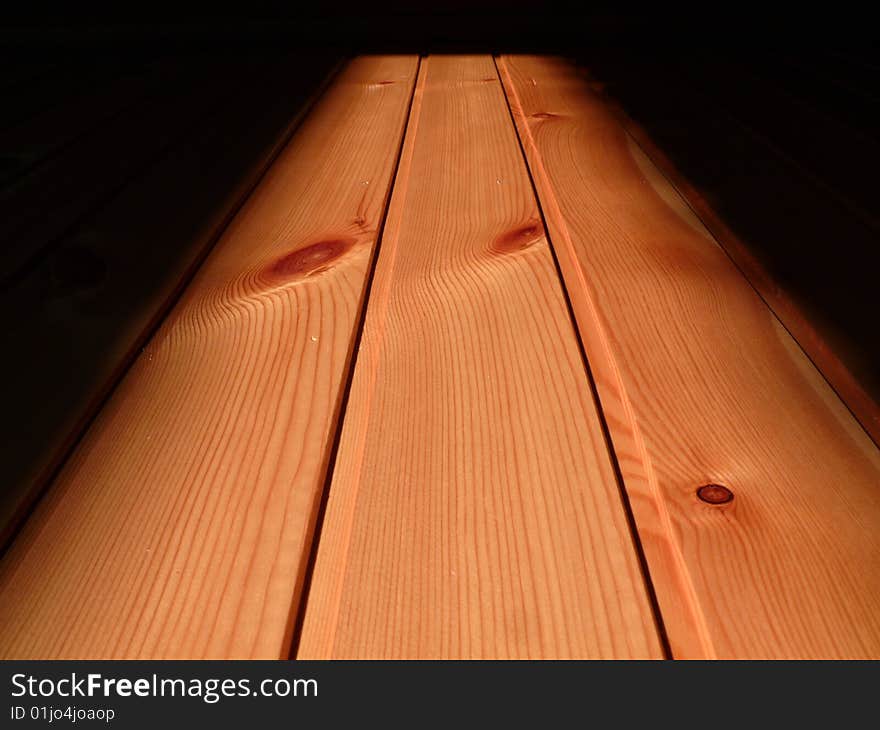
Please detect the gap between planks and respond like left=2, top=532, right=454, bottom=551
left=0, top=58, right=347, bottom=554
left=490, top=54, right=673, bottom=659
left=288, top=56, right=425, bottom=658
left=599, top=89, right=880, bottom=449
left=0, top=56, right=420, bottom=659
left=498, top=54, right=880, bottom=659
left=296, top=54, right=664, bottom=659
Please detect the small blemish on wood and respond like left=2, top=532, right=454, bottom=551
left=267, top=237, right=356, bottom=281
left=530, top=112, right=558, bottom=120
left=377, top=80, right=395, bottom=85
left=491, top=222, right=544, bottom=254
left=697, top=484, right=734, bottom=505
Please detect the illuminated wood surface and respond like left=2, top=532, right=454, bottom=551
left=1, top=53, right=878, bottom=660
left=0, top=56, right=418, bottom=658
left=499, top=54, right=880, bottom=659
left=297, top=55, right=662, bottom=659
left=0, top=56, right=341, bottom=549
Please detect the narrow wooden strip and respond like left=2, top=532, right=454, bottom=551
left=298, top=55, right=663, bottom=659
left=500, top=55, right=880, bottom=658
left=0, top=56, right=419, bottom=659
left=0, top=56, right=342, bottom=547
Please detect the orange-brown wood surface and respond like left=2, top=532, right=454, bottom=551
left=0, top=56, right=418, bottom=658
left=600, top=83, right=880, bottom=447
left=1, top=53, right=878, bottom=661
left=0, top=56, right=341, bottom=549
left=499, top=55, right=880, bottom=659
left=297, top=56, right=663, bottom=659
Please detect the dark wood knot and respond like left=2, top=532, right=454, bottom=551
left=490, top=222, right=544, bottom=254
left=697, top=484, right=734, bottom=505
left=266, top=237, right=356, bottom=281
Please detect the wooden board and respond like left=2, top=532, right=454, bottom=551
left=499, top=55, right=880, bottom=658
left=297, top=55, right=663, bottom=659
left=0, top=56, right=419, bottom=659
left=603, top=90, right=880, bottom=446
left=0, top=55, right=341, bottom=547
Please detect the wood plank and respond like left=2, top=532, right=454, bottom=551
left=499, top=55, right=880, bottom=659
left=0, top=55, right=419, bottom=659
left=0, top=55, right=341, bottom=547
left=297, top=55, right=663, bottom=659
left=599, top=85, right=880, bottom=446
left=584, top=51, right=880, bottom=444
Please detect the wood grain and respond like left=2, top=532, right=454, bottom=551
left=594, top=72, right=880, bottom=446
left=297, top=55, right=663, bottom=659
left=0, top=55, right=340, bottom=548
left=500, top=55, right=880, bottom=659
left=606, top=96, right=880, bottom=448
left=0, top=56, right=418, bottom=659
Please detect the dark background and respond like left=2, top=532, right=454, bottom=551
left=3, top=4, right=876, bottom=57
left=0, top=3, right=877, bottom=545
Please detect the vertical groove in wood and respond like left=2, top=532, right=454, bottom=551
left=0, top=57, right=345, bottom=554
left=491, top=55, right=674, bottom=658
left=298, top=55, right=663, bottom=659
left=0, top=56, right=420, bottom=659
left=604, top=98, right=880, bottom=448
left=287, top=56, right=424, bottom=658
left=499, top=54, right=880, bottom=659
